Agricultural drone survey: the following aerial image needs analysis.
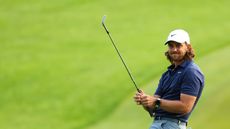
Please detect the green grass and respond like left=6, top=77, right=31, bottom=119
left=85, top=45, right=230, bottom=129
left=0, top=0, right=230, bottom=129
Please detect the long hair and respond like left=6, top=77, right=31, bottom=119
left=165, top=44, right=195, bottom=64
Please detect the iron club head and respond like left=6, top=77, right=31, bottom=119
left=102, top=15, right=109, bottom=34
left=102, top=15, right=106, bottom=25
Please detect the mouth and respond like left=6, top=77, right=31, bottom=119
left=170, top=53, right=181, bottom=59
left=171, top=52, right=180, bottom=54
left=171, top=53, right=179, bottom=56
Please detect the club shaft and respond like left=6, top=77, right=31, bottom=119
left=102, top=18, right=153, bottom=117
left=106, top=31, right=153, bottom=117
left=106, top=31, right=140, bottom=92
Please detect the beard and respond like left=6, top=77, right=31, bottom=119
left=169, top=51, right=186, bottom=62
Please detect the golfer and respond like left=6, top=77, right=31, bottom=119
left=134, top=29, right=204, bottom=129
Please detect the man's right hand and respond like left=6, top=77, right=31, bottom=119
left=133, top=90, right=144, bottom=105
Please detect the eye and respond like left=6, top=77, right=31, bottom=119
left=168, top=44, right=174, bottom=49
left=176, top=43, right=182, bottom=48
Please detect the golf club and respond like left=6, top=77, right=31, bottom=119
left=101, top=15, right=153, bottom=117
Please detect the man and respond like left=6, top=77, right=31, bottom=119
left=134, top=29, right=204, bottom=129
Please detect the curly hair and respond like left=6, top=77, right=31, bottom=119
left=165, top=44, right=195, bottom=64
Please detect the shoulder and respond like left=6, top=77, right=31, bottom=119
left=184, top=61, right=204, bottom=82
left=186, top=62, right=203, bottom=74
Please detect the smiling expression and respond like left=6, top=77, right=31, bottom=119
left=167, top=41, right=188, bottom=62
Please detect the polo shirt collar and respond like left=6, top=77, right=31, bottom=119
left=167, top=60, right=192, bottom=70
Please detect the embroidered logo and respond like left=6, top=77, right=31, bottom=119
left=171, top=34, right=176, bottom=37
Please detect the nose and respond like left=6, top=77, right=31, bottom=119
left=170, top=46, right=178, bottom=52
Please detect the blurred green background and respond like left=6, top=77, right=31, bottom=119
left=0, top=0, right=230, bottom=129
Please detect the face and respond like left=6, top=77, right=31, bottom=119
left=167, top=41, right=188, bottom=62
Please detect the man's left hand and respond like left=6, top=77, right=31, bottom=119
left=140, top=94, right=157, bottom=108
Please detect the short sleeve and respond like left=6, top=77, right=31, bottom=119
left=181, top=68, right=203, bottom=96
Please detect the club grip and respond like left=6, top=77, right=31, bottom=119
left=137, top=89, right=154, bottom=117
left=147, top=108, right=154, bottom=117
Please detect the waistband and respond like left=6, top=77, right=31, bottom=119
left=154, top=116, right=187, bottom=126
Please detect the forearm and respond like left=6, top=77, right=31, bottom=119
left=160, top=99, right=191, bottom=114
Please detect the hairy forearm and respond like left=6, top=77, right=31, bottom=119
left=160, top=99, right=191, bottom=114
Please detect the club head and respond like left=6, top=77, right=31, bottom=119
left=102, top=15, right=106, bottom=25
left=102, top=15, right=109, bottom=33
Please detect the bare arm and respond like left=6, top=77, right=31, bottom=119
left=139, top=93, right=196, bottom=114
left=135, top=91, right=196, bottom=114
left=159, top=93, right=196, bottom=114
